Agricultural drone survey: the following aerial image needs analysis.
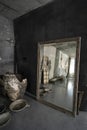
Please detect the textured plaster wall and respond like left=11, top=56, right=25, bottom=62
left=0, top=15, right=14, bottom=74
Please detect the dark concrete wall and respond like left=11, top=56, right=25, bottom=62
left=0, top=15, right=14, bottom=75
left=14, top=0, right=87, bottom=95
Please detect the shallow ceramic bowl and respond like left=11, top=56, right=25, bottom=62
left=0, top=104, right=6, bottom=114
left=0, top=112, right=11, bottom=127
left=9, top=99, right=30, bottom=112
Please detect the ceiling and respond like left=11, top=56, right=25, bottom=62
left=61, top=47, right=76, bottom=57
left=0, top=0, right=53, bottom=20
left=56, top=42, right=77, bottom=57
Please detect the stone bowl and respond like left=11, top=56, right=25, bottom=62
left=0, top=104, right=6, bottom=114
left=9, top=99, right=30, bottom=112
left=0, top=112, right=11, bottom=127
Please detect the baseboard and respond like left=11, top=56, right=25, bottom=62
left=25, top=91, right=36, bottom=100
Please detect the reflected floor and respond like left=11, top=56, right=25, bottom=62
left=40, top=78, right=74, bottom=111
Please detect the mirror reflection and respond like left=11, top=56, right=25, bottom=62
left=38, top=41, right=77, bottom=112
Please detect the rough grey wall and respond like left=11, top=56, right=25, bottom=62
left=0, top=15, right=14, bottom=75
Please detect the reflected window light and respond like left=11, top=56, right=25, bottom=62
left=69, top=58, right=75, bottom=75
left=67, top=81, right=73, bottom=97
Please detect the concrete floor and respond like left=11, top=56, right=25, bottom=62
left=40, top=78, right=74, bottom=111
left=0, top=95, right=87, bottom=130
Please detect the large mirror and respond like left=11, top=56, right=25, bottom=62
left=37, top=37, right=81, bottom=116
